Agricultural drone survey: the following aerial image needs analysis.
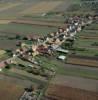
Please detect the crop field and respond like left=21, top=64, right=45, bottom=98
left=0, top=20, right=12, bottom=24
left=0, top=3, right=22, bottom=12
left=0, top=80, right=24, bottom=100
left=73, top=39, right=98, bottom=57
left=52, top=75, right=98, bottom=92
left=70, top=22, right=98, bottom=57
left=46, top=84, right=98, bottom=100
left=21, top=1, right=63, bottom=15
left=67, top=57, right=98, bottom=67
left=0, top=23, right=57, bottom=35
left=0, top=1, right=38, bottom=19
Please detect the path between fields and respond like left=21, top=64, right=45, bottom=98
left=52, top=75, right=98, bottom=92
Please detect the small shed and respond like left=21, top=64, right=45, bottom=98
left=57, top=55, right=66, bottom=60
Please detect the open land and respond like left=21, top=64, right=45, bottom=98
left=0, top=79, right=24, bottom=100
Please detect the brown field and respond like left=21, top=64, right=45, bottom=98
left=67, top=57, right=98, bottom=67
left=21, top=1, right=63, bottom=15
left=52, top=75, right=98, bottom=92
left=0, top=80, right=24, bottom=100
left=46, top=84, right=98, bottom=100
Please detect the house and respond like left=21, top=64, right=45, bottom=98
left=57, top=55, right=66, bottom=60
left=58, top=28, right=64, bottom=33
left=77, top=25, right=82, bottom=32
left=55, top=47, right=69, bottom=54
left=36, top=45, right=49, bottom=55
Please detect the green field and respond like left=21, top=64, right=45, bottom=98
left=0, top=23, right=57, bottom=35
left=73, top=40, right=98, bottom=57
left=72, top=23, right=98, bottom=57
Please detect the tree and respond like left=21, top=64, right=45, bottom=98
left=15, top=34, right=21, bottom=40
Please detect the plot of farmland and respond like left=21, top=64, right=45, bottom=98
left=0, top=1, right=40, bottom=19
left=52, top=75, right=98, bottom=92
left=21, top=1, right=63, bottom=15
left=0, top=3, right=22, bottom=12
left=0, top=23, right=57, bottom=35
left=0, top=20, right=12, bottom=24
left=46, top=84, right=98, bottom=100
left=0, top=80, right=24, bottom=100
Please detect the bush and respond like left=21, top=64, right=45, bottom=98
left=92, top=42, right=98, bottom=46
left=95, top=53, right=98, bottom=57
left=5, top=65, right=11, bottom=69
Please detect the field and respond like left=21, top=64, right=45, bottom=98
left=70, top=22, right=98, bottom=58
left=67, top=56, right=98, bottom=67
left=46, top=84, right=98, bottom=100
left=0, top=79, right=24, bottom=100
left=0, top=23, right=57, bottom=35
left=21, top=1, right=63, bottom=15
left=35, top=56, right=98, bottom=80
left=52, top=75, right=98, bottom=92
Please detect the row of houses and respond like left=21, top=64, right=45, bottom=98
left=15, top=14, right=97, bottom=61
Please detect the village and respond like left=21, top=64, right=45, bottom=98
left=0, top=0, right=98, bottom=100
left=0, top=14, right=97, bottom=100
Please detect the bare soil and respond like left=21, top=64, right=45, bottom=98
left=46, top=84, right=98, bottom=100
left=0, top=79, right=24, bottom=100
left=67, top=57, right=98, bottom=67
